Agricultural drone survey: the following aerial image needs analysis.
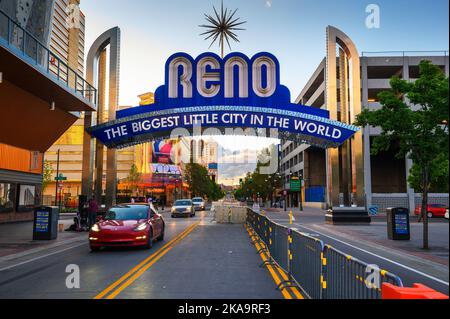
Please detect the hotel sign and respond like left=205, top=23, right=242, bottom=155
left=89, top=52, right=359, bottom=148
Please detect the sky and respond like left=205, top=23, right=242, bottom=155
left=79, top=0, right=449, bottom=184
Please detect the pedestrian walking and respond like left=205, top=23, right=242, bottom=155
left=88, top=195, right=99, bottom=230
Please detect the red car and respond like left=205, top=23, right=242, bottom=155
left=89, top=203, right=165, bottom=251
left=414, top=204, right=448, bottom=218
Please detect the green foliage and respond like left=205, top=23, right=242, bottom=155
left=184, top=163, right=224, bottom=200
left=42, top=160, right=53, bottom=193
left=234, top=147, right=281, bottom=201
left=408, top=154, right=449, bottom=193
left=126, top=164, right=142, bottom=195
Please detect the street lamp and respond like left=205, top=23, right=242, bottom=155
left=299, top=172, right=304, bottom=212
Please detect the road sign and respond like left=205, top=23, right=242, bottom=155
left=55, top=173, right=67, bottom=181
left=290, top=176, right=301, bottom=192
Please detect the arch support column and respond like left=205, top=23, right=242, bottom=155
left=325, top=26, right=369, bottom=223
left=81, top=27, right=121, bottom=208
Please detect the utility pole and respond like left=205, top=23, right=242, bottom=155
left=54, top=149, right=60, bottom=207
left=299, top=172, right=304, bottom=212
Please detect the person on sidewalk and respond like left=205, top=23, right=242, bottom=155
left=88, top=195, right=99, bottom=230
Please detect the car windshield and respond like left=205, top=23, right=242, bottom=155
left=192, top=198, right=203, bottom=202
left=175, top=200, right=192, bottom=206
left=105, top=205, right=149, bottom=220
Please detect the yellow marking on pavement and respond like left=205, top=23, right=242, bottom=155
left=274, top=263, right=304, bottom=299
left=94, top=222, right=198, bottom=299
left=106, top=222, right=199, bottom=299
left=246, top=225, right=296, bottom=300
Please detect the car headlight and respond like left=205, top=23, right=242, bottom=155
left=171, top=207, right=176, bottom=212
left=134, top=222, right=148, bottom=232
left=91, top=224, right=100, bottom=232
left=186, top=207, right=192, bottom=212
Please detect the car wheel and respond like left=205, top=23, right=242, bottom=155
left=427, top=212, right=433, bottom=219
left=90, top=245, right=101, bottom=252
left=145, top=229, right=153, bottom=249
left=157, top=224, right=165, bottom=241
left=171, top=214, right=176, bottom=218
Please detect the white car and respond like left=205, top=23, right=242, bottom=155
left=171, top=199, right=195, bottom=218
left=192, top=197, right=206, bottom=211
left=445, top=208, right=449, bottom=220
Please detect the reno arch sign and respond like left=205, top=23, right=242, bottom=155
left=89, top=52, right=359, bottom=149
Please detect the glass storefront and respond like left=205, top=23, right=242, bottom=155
left=0, top=182, right=15, bottom=213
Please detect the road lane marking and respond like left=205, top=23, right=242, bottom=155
left=95, top=222, right=199, bottom=299
left=104, top=222, right=199, bottom=299
left=245, top=225, right=302, bottom=299
left=0, top=242, right=87, bottom=272
left=295, top=223, right=449, bottom=287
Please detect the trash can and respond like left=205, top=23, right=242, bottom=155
left=386, top=207, right=410, bottom=240
left=33, top=206, right=60, bottom=240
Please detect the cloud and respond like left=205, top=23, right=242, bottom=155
left=265, top=0, right=272, bottom=8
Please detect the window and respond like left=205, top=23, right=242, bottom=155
left=17, top=185, right=37, bottom=212
left=30, top=151, right=40, bottom=170
left=0, top=183, right=15, bottom=213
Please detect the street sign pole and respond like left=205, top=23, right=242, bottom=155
left=54, top=149, right=60, bottom=206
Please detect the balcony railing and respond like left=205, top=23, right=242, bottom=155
left=0, top=9, right=97, bottom=107
left=362, top=50, right=449, bottom=57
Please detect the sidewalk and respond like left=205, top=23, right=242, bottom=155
left=0, top=218, right=88, bottom=261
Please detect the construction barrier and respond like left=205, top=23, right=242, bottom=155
left=246, top=208, right=408, bottom=299
left=213, top=203, right=247, bottom=224
left=322, top=245, right=403, bottom=299
left=382, top=283, right=449, bottom=299
left=268, top=222, right=290, bottom=273
left=290, top=231, right=324, bottom=299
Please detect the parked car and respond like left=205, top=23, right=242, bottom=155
left=171, top=199, right=195, bottom=218
left=414, top=204, right=448, bottom=218
left=89, top=203, right=165, bottom=251
left=192, top=197, right=206, bottom=211
left=445, top=208, right=449, bottom=220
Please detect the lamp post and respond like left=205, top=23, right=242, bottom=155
left=299, top=172, right=304, bottom=212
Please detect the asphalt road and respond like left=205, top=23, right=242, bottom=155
left=0, top=210, right=283, bottom=299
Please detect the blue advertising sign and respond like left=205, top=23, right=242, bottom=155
left=35, top=210, right=49, bottom=233
left=89, top=52, right=359, bottom=148
left=208, top=163, right=218, bottom=170
left=394, top=212, right=409, bottom=235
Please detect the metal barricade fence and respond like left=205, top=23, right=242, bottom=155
left=290, top=231, right=325, bottom=299
left=268, top=222, right=290, bottom=273
left=322, top=245, right=403, bottom=299
left=245, top=209, right=404, bottom=299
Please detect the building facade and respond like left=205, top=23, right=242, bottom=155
left=0, top=0, right=96, bottom=222
left=280, top=27, right=449, bottom=212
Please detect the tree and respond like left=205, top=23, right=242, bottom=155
left=234, top=147, right=281, bottom=203
left=126, top=164, right=142, bottom=196
left=185, top=163, right=224, bottom=200
left=42, top=160, right=53, bottom=194
left=356, top=61, right=449, bottom=249
left=408, top=154, right=449, bottom=193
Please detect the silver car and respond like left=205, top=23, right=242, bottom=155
left=171, top=199, right=195, bottom=218
left=192, top=197, right=206, bottom=211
